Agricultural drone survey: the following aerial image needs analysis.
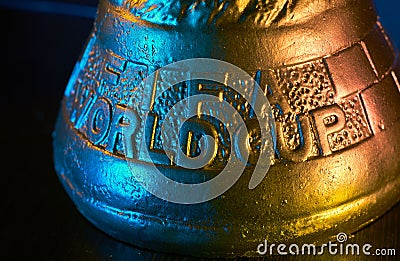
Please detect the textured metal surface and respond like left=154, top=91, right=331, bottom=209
left=53, top=0, right=400, bottom=258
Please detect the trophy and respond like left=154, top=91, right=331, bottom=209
left=53, top=0, right=400, bottom=257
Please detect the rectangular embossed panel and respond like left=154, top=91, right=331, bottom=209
left=325, top=43, right=378, bottom=98
left=363, top=24, right=396, bottom=78
left=271, top=60, right=335, bottom=115
left=361, top=71, right=400, bottom=135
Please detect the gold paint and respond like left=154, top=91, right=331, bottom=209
left=54, top=0, right=400, bottom=257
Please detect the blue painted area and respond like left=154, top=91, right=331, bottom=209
left=0, top=0, right=398, bottom=47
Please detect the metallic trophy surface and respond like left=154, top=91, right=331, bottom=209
left=52, top=0, right=400, bottom=257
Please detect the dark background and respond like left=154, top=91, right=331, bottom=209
left=0, top=1, right=399, bottom=260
